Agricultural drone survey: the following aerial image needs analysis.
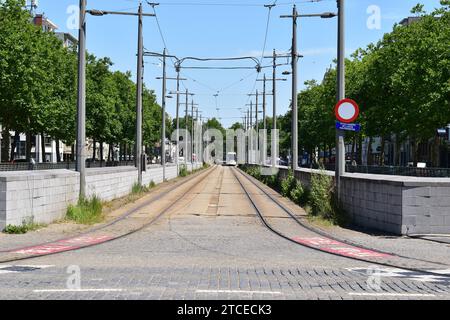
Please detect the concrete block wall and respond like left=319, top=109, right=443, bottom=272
left=259, top=166, right=450, bottom=235
left=340, top=174, right=404, bottom=234
left=401, top=181, right=450, bottom=235
left=0, top=170, right=79, bottom=230
left=86, top=167, right=137, bottom=202
left=0, top=163, right=204, bottom=230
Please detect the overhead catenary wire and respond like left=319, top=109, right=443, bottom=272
left=241, top=2, right=276, bottom=120
left=134, top=0, right=333, bottom=7
left=138, top=0, right=328, bottom=126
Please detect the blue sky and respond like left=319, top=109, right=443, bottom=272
left=35, top=0, right=444, bottom=128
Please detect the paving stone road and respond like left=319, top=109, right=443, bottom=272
left=0, top=166, right=449, bottom=300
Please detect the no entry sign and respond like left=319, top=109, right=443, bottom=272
left=335, top=99, right=359, bottom=123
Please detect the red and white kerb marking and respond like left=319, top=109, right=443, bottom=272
left=11, top=235, right=113, bottom=256
left=292, top=237, right=391, bottom=259
left=335, top=99, right=359, bottom=123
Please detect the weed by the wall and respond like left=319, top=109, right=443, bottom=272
left=66, top=196, right=103, bottom=225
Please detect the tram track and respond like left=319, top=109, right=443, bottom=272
left=0, top=165, right=218, bottom=263
left=231, top=167, right=450, bottom=279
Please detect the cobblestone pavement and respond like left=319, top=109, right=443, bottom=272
left=0, top=166, right=449, bottom=300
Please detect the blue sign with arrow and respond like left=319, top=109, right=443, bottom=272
left=336, top=122, right=361, bottom=132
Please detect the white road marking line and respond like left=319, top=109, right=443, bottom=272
left=0, top=270, right=15, bottom=274
left=196, top=290, right=282, bottom=295
left=0, top=265, right=54, bottom=268
left=348, top=292, right=435, bottom=297
left=16, top=265, right=54, bottom=269
left=33, top=289, right=124, bottom=293
left=430, top=269, right=450, bottom=275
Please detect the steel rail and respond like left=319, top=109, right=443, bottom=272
left=231, top=167, right=450, bottom=279
left=0, top=166, right=217, bottom=262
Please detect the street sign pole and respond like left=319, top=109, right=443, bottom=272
left=336, top=0, right=345, bottom=202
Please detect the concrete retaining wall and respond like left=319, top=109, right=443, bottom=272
left=275, top=167, right=450, bottom=235
left=0, top=163, right=203, bottom=231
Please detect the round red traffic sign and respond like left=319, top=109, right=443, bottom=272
left=335, top=99, right=359, bottom=123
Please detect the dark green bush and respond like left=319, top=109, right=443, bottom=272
left=309, top=171, right=334, bottom=219
left=3, top=217, right=45, bottom=234
left=281, top=170, right=297, bottom=198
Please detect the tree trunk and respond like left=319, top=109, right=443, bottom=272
left=432, top=136, right=440, bottom=167
left=26, top=132, right=32, bottom=162
left=351, top=136, right=356, bottom=162
left=92, top=139, right=96, bottom=160
left=71, top=144, right=75, bottom=162
left=56, top=140, right=61, bottom=163
left=379, top=136, right=386, bottom=166
left=10, top=131, right=19, bottom=161
left=394, top=134, right=400, bottom=166
left=108, top=144, right=112, bottom=162
left=41, top=133, right=45, bottom=163
left=100, top=142, right=104, bottom=164
left=1, top=127, right=10, bottom=163
left=357, top=134, right=363, bottom=165
left=367, top=137, right=373, bottom=166
left=412, top=138, right=420, bottom=167
left=328, top=145, right=332, bottom=164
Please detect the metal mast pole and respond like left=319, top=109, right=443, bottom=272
left=336, top=0, right=346, bottom=201
left=135, top=3, right=144, bottom=185
left=76, top=0, right=87, bottom=198
left=191, top=100, right=194, bottom=164
left=247, top=109, right=250, bottom=164
left=255, top=90, right=259, bottom=164
left=250, top=101, right=253, bottom=128
left=255, top=90, right=259, bottom=131
left=262, top=75, right=267, bottom=166
left=272, top=49, right=277, bottom=168
left=185, top=89, right=189, bottom=164
left=161, top=48, right=167, bottom=181
left=291, top=5, right=299, bottom=171
left=196, top=108, right=199, bottom=162
left=263, top=75, right=267, bottom=134
left=175, top=66, right=181, bottom=170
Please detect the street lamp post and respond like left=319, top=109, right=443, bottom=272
left=146, top=50, right=180, bottom=181
left=281, top=6, right=336, bottom=171
left=171, top=90, right=193, bottom=169
left=76, top=2, right=155, bottom=197
left=136, top=3, right=144, bottom=185
left=257, top=75, right=286, bottom=166
left=76, top=0, right=87, bottom=198
left=262, top=50, right=289, bottom=168
left=161, top=48, right=167, bottom=181
left=180, top=100, right=198, bottom=166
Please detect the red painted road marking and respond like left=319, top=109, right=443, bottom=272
left=293, top=237, right=342, bottom=246
left=292, top=237, right=391, bottom=259
left=11, top=235, right=113, bottom=256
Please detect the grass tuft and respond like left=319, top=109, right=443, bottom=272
left=179, top=165, right=188, bottom=177
left=66, top=196, right=103, bottom=225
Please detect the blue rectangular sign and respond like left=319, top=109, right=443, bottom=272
left=336, top=122, right=361, bottom=132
